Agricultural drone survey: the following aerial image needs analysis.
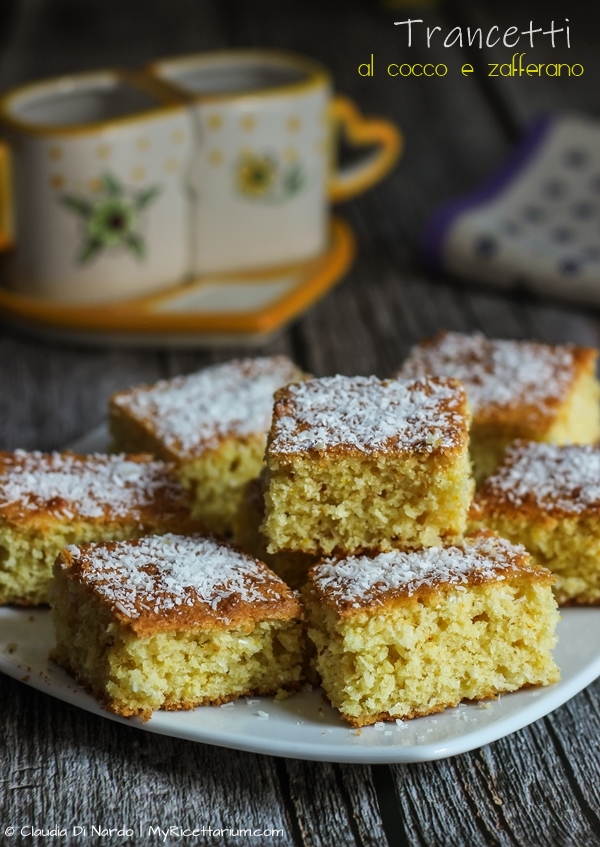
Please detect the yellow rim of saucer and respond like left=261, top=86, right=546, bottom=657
left=0, top=216, right=355, bottom=336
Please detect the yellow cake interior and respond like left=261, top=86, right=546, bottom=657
left=544, top=367, right=600, bottom=445
left=179, top=436, right=268, bottom=536
left=469, top=441, right=600, bottom=605
left=264, top=449, right=474, bottom=555
left=0, top=520, right=151, bottom=606
left=305, top=578, right=559, bottom=726
left=233, top=478, right=317, bottom=589
left=51, top=562, right=304, bottom=720
left=471, top=513, right=600, bottom=606
left=397, top=331, right=600, bottom=485
left=111, top=412, right=269, bottom=536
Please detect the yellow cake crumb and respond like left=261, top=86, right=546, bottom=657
left=303, top=532, right=559, bottom=726
left=51, top=534, right=305, bottom=719
left=233, top=477, right=317, bottom=589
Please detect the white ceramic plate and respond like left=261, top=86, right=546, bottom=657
left=1, top=424, right=599, bottom=764
left=3, top=606, right=600, bottom=764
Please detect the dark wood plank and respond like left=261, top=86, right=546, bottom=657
left=339, top=763, right=393, bottom=846
left=1, top=676, right=296, bottom=847
left=392, top=717, right=600, bottom=846
left=281, top=760, right=381, bottom=847
left=543, top=680, right=600, bottom=828
left=0, top=334, right=164, bottom=450
left=162, top=334, right=299, bottom=380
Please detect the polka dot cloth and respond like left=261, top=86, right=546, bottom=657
left=422, top=116, right=600, bottom=305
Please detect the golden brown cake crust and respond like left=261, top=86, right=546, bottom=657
left=396, top=330, right=597, bottom=435
left=471, top=441, right=600, bottom=521
left=0, top=450, right=200, bottom=532
left=267, top=374, right=470, bottom=463
left=305, top=531, right=554, bottom=617
left=55, top=534, right=303, bottom=636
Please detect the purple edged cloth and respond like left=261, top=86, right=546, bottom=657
left=421, top=115, right=600, bottom=305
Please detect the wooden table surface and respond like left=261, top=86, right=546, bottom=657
left=2, top=1, right=600, bottom=844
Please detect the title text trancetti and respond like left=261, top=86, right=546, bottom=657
left=393, top=19, right=571, bottom=49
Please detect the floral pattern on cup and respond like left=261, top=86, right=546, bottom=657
left=60, top=173, right=161, bottom=264
left=235, top=151, right=305, bottom=204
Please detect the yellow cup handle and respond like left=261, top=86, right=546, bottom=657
left=0, top=141, right=12, bottom=251
left=329, top=95, right=403, bottom=203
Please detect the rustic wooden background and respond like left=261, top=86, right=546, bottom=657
left=2, top=0, right=600, bottom=844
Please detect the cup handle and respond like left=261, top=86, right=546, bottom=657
left=329, top=95, right=402, bottom=203
left=0, top=141, right=12, bottom=251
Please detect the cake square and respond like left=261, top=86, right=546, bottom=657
left=396, top=331, right=600, bottom=483
left=0, top=450, right=200, bottom=606
left=470, top=441, right=600, bottom=605
left=303, top=532, right=559, bottom=726
left=51, top=534, right=304, bottom=720
left=110, top=356, right=305, bottom=535
left=262, top=375, right=474, bottom=556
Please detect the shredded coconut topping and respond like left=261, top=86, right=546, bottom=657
left=481, top=441, right=600, bottom=514
left=68, top=534, right=285, bottom=620
left=269, top=375, right=467, bottom=455
left=113, top=356, right=301, bottom=456
left=397, top=332, right=577, bottom=416
left=312, top=535, right=527, bottom=609
left=0, top=451, right=184, bottom=520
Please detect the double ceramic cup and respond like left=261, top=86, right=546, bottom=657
left=0, top=51, right=401, bottom=304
